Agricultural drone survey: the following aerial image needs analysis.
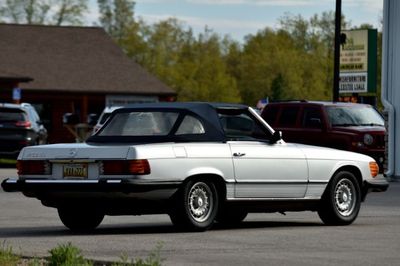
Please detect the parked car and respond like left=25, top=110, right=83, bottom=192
left=2, top=102, right=388, bottom=232
left=261, top=101, right=386, bottom=171
left=0, top=103, right=47, bottom=159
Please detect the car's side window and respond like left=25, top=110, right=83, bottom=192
left=262, top=106, right=279, bottom=126
left=302, top=107, right=322, bottom=128
left=175, top=115, right=205, bottom=135
left=277, top=107, right=299, bottom=127
left=100, top=112, right=179, bottom=136
left=219, top=112, right=269, bottom=141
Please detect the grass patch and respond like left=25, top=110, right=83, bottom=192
left=48, top=242, right=92, bottom=266
left=111, top=242, right=163, bottom=266
left=0, top=158, right=17, bottom=165
left=0, top=242, right=164, bottom=266
left=0, top=241, right=20, bottom=266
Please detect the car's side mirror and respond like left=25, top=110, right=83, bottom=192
left=271, top=130, right=282, bottom=143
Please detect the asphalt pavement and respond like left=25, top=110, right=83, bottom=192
left=1, top=167, right=400, bottom=265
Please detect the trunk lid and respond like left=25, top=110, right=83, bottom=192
left=19, top=143, right=131, bottom=160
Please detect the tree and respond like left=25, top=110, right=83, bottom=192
left=53, top=0, right=88, bottom=25
left=271, top=73, right=286, bottom=100
left=126, top=19, right=241, bottom=102
left=0, top=0, right=88, bottom=25
left=97, top=0, right=135, bottom=42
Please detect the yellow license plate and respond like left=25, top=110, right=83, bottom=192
left=63, top=164, right=88, bottom=179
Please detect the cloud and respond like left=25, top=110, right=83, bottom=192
left=344, top=0, right=383, bottom=12
left=186, top=0, right=330, bottom=6
left=141, top=13, right=269, bottom=30
left=186, top=0, right=383, bottom=10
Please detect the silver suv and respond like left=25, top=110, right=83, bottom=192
left=0, top=103, right=47, bottom=159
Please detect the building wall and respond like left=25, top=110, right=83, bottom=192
left=382, top=0, right=400, bottom=178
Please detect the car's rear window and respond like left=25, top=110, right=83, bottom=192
left=98, top=111, right=180, bottom=136
left=0, top=108, right=26, bottom=122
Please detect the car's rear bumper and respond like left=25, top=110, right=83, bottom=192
left=1, top=178, right=182, bottom=194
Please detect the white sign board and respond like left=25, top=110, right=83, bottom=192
left=339, top=30, right=369, bottom=94
left=339, top=72, right=368, bottom=93
left=106, top=95, right=158, bottom=106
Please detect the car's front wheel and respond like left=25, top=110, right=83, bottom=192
left=318, top=171, right=361, bottom=225
left=58, top=207, right=104, bottom=232
left=170, top=180, right=218, bottom=231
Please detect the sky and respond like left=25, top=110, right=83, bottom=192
left=87, top=0, right=384, bottom=42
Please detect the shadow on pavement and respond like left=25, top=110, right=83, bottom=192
left=0, top=220, right=323, bottom=238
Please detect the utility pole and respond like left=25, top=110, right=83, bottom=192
left=333, top=0, right=342, bottom=102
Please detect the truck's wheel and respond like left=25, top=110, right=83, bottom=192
left=58, top=207, right=104, bottom=232
left=318, top=171, right=361, bottom=225
left=170, top=180, right=218, bottom=231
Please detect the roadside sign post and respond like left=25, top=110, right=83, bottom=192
left=339, top=29, right=378, bottom=104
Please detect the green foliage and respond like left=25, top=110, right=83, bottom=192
left=2, top=0, right=381, bottom=106
left=110, top=7, right=366, bottom=106
left=47, top=242, right=92, bottom=266
left=0, top=241, right=163, bottom=266
left=111, top=242, right=164, bottom=266
left=0, top=241, right=20, bottom=266
left=120, top=18, right=242, bottom=103
left=98, top=0, right=136, bottom=42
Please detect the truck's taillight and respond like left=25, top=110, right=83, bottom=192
left=17, top=160, right=51, bottom=175
left=101, top=160, right=151, bottom=175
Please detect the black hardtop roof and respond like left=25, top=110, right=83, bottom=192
left=116, top=102, right=248, bottom=110
left=88, top=102, right=250, bottom=144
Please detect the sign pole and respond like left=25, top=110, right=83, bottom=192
left=333, top=0, right=342, bottom=102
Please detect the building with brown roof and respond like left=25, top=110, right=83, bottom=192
left=0, top=24, right=175, bottom=143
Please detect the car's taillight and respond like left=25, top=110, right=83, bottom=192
left=369, top=162, right=379, bottom=177
left=15, top=121, right=32, bottom=128
left=17, top=160, right=51, bottom=175
left=100, top=160, right=151, bottom=175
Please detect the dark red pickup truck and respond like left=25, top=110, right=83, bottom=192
left=261, top=101, right=385, bottom=171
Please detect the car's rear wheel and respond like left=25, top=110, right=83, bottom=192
left=169, top=180, right=218, bottom=231
left=318, top=171, right=361, bottom=225
left=58, top=207, right=104, bottom=232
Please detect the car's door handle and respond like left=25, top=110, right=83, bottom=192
left=233, top=152, right=246, bottom=157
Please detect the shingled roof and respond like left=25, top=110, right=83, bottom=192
left=0, top=24, right=175, bottom=95
left=0, top=68, right=33, bottom=82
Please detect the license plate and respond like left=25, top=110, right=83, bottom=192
left=63, top=164, right=88, bottom=179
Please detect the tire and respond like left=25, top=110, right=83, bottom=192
left=169, top=180, right=219, bottom=231
left=58, top=207, right=104, bottom=232
left=318, top=171, right=361, bottom=225
left=216, top=208, right=248, bottom=225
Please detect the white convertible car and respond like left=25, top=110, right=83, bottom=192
left=1, top=102, right=388, bottom=232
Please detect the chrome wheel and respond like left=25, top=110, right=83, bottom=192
left=169, top=179, right=218, bottom=231
left=334, top=178, right=356, bottom=216
left=188, top=182, right=213, bottom=223
left=318, top=171, right=361, bottom=226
